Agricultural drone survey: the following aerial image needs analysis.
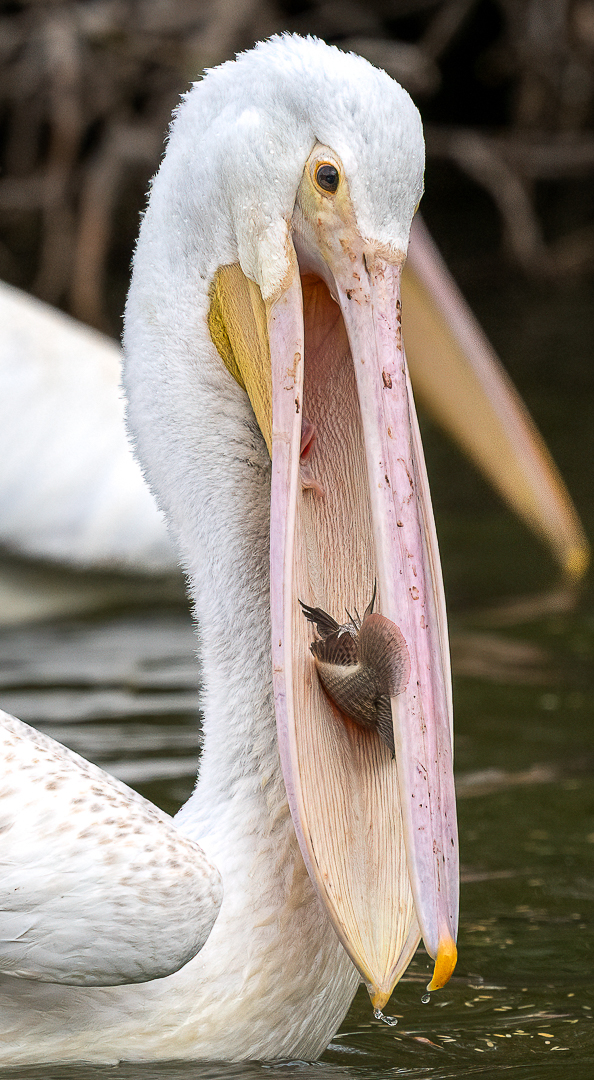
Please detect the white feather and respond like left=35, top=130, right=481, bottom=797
left=0, top=281, right=175, bottom=573
left=0, top=711, right=221, bottom=986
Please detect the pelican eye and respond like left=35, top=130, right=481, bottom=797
left=315, top=163, right=339, bottom=194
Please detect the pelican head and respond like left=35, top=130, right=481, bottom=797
left=124, top=34, right=457, bottom=1015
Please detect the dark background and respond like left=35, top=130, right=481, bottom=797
left=1, top=0, right=593, bottom=331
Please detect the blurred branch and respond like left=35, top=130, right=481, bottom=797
left=71, top=122, right=162, bottom=329
left=33, top=10, right=83, bottom=306
left=426, top=124, right=594, bottom=273
left=420, top=0, right=477, bottom=60
left=427, top=125, right=594, bottom=177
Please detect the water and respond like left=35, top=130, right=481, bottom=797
left=0, top=267, right=593, bottom=1076
left=2, top=602, right=593, bottom=1078
left=373, top=1009, right=399, bottom=1026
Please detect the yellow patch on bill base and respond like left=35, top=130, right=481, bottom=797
left=208, top=264, right=272, bottom=456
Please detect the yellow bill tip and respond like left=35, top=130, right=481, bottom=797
left=370, top=987, right=393, bottom=1011
left=427, top=936, right=457, bottom=992
left=564, top=545, right=590, bottom=584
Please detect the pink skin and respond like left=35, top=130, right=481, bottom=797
left=267, top=269, right=310, bottom=890
left=268, top=244, right=458, bottom=978
left=300, top=418, right=324, bottom=496
left=337, top=255, right=458, bottom=960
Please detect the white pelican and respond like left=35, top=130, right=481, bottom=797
left=0, top=34, right=586, bottom=1066
left=0, top=282, right=173, bottom=576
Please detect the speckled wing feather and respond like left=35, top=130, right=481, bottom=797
left=310, top=630, right=359, bottom=667
left=0, top=710, right=222, bottom=986
left=299, top=601, right=341, bottom=640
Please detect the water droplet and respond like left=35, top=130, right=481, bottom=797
left=421, top=993, right=431, bottom=1004
left=373, top=1008, right=398, bottom=1026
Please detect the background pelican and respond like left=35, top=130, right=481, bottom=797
left=0, top=33, right=587, bottom=1068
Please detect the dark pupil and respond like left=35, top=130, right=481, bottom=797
left=316, top=164, right=339, bottom=193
